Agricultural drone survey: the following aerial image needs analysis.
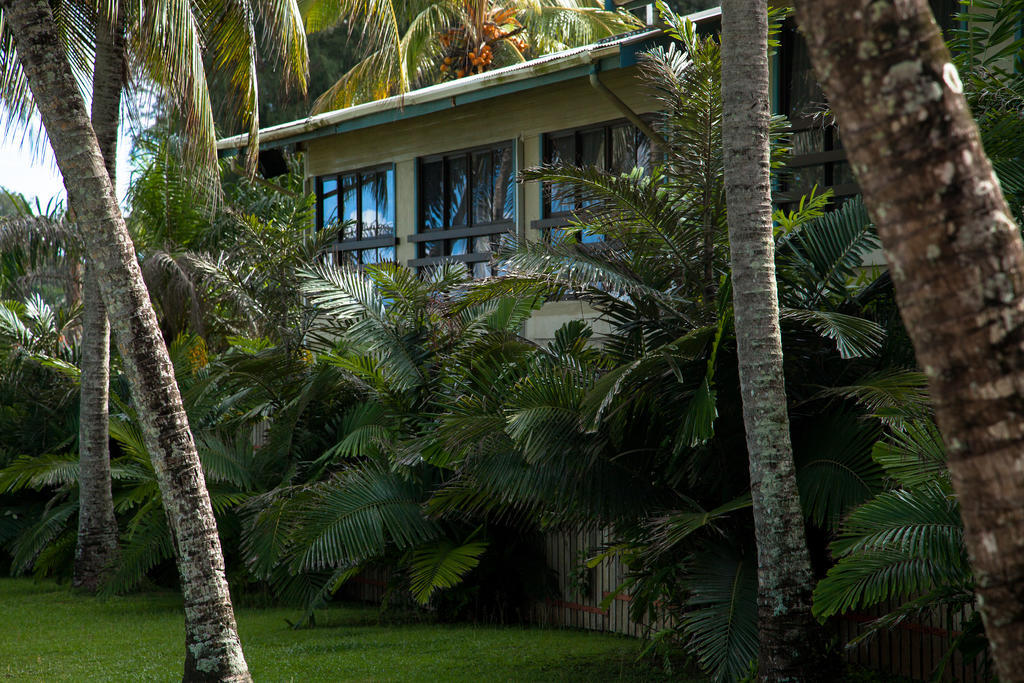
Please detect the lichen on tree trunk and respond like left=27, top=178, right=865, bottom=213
left=794, top=0, right=1024, bottom=678
left=73, top=3, right=123, bottom=594
left=0, top=1, right=251, bottom=679
left=721, top=0, right=829, bottom=679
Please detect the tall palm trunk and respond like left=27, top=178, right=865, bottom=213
left=794, top=0, right=1024, bottom=677
left=73, top=4, right=122, bottom=593
left=721, top=1, right=825, bottom=678
left=1, top=2, right=251, bottom=680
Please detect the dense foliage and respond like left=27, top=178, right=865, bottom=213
left=1, top=2, right=1021, bottom=680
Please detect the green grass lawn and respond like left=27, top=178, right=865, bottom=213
left=0, top=579, right=700, bottom=682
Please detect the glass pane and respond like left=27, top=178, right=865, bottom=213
left=322, top=177, right=337, bottom=195
left=361, top=173, right=379, bottom=238
left=788, top=33, right=825, bottom=120
left=322, top=193, right=338, bottom=229
left=788, top=164, right=827, bottom=196
left=494, top=146, right=514, bottom=222
left=929, top=0, right=959, bottom=32
left=471, top=151, right=493, bottom=226
left=833, top=160, right=856, bottom=186
left=611, top=125, right=636, bottom=173
left=339, top=250, right=358, bottom=268
left=636, top=135, right=651, bottom=171
left=342, top=174, right=359, bottom=240
left=448, top=155, right=468, bottom=227
left=580, top=130, right=606, bottom=208
left=548, top=135, right=575, bottom=214
left=792, top=129, right=825, bottom=156
left=473, top=236, right=493, bottom=254
left=472, top=261, right=491, bottom=279
left=579, top=129, right=606, bottom=169
left=420, top=241, right=442, bottom=258
left=421, top=160, right=444, bottom=230
left=581, top=229, right=604, bottom=244
left=375, top=169, right=395, bottom=236
left=361, top=248, right=380, bottom=265
left=451, top=238, right=469, bottom=256
left=378, top=246, right=395, bottom=263
left=548, top=134, right=573, bottom=165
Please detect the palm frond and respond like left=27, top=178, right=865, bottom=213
left=782, top=308, right=884, bottom=359
left=291, top=467, right=439, bottom=571
left=407, top=535, right=488, bottom=604
left=680, top=545, right=759, bottom=683
left=813, top=484, right=969, bottom=620
left=794, top=412, right=883, bottom=527
left=0, top=453, right=79, bottom=493
left=872, top=418, right=949, bottom=489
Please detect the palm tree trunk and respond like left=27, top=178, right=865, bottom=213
left=73, top=2, right=122, bottom=593
left=794, top=0, right=1024, bottom=677
left=721, top=1, right=826, bottom=679
left=1, top=2, right=251, bottom=680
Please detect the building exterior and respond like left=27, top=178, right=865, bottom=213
left=217, top=8, right=727, bottom=340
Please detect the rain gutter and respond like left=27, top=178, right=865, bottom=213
left=217, top=30, right=662, bottom=156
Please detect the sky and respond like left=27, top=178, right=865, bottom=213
left=0, top=126, right=135, bottom=209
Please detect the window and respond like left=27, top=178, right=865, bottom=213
left=410, top=142, right=515, bottom=278
left=316, top=165, right=396, bottom=266
left=775, top=26, right=855, bottom=208
left=774, top=0, right=956, bottom=209
left=537, top=120, right=651, bottom=240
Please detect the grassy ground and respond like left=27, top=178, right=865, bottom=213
left=0, top=579, right=700, bottom=682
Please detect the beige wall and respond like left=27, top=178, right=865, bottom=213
left=303, top=65, right=657, bottom=343
left=305, top=66, right=658, bottom=243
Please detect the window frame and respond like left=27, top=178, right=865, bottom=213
left=533, top=117, right=652, bottom=234
left=408, top=140, right=516, bottom=272
left=315, top=163, right=398, bottom=266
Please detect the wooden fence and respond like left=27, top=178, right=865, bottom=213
left=340, top=527, right=990, bottom=682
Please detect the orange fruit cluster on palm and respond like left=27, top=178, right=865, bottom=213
left=437, top=3, right=527, bottom=80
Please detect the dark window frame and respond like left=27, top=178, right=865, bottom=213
left=409, top=140, right=516, bottom=274
left=315, top=163, right=398, bottom=267
left=534, top=117, right=652, bottom=237
left=773, top=1, right=955, bottom=208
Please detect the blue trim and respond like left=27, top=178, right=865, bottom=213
left=454, top=64, right=598, bottom=106
left=618, top=36, right=667, bottom=67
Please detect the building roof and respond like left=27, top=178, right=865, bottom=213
left=216, top=6, right=721, bottom=155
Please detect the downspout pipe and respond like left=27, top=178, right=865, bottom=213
left=588, top=67, right=668, bottom=152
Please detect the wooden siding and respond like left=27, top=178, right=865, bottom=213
left=305, top=67, right=658, bottom=178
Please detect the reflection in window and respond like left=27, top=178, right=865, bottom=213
left=316, top=165, right=396, bottom=266
left=542, top=120, right=651, bottom=220
left=414, top=142, right=515, bottom=278
left=776, top=25, right=860, bottom=209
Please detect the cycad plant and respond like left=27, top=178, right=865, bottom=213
left=238, top=261, right=550, bottom=618
left=479, top=11, right=899, bottom=680
left=812, top=376, right=990, bottom=679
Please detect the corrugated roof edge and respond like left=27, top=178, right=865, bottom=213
left=216, top=6, right=721, bottom=153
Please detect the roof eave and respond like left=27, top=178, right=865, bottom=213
left=216, top=28, right=671, bottom=154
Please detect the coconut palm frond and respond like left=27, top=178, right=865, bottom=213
left=813, top=483, right=970, bottom=621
